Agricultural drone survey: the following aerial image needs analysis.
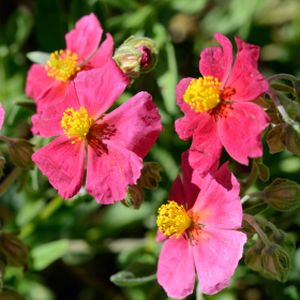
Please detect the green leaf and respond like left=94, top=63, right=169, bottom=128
left=26, top=52, right=50, bottom=64
left=110, top=271, right=156, bottom=287
left=31, top=239, right=69, bottom=271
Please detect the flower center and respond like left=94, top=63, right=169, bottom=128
left=183, top=76, right=221, bottom=113
left=157, top=200, right=191, bottom=238
left=61, top=107, right=93, bottom=143
left=45, top=50, right=80, bottom=82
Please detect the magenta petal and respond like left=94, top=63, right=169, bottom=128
left=199, top=33, right=233, bottom=85
left=103, top=92, right=162, bottom=158
left=26, top=64, right=65, bottom=103
left=89, top=33, right=114, bottom=68
left=0, top=104, right=4, bottom=129
left=189, top=114, right=222, bottom=175
left=175, top=113, right=201, bottom=141
left=169, top=176, right=185, bottom=206
left=218, top=102, right=269, bottom=165
left=31, top=113, right=63, bottom=137
left=32, top=136, right=85, bottom=199
left=65, top=13, right=103, bottom=61
left=74, top=61, right=128, bottom=119
left=85, top=142, right=142, bottom=204
left=193, top=228, right=246, bottom=295
left=193, top=174, right=242, bottom=229
left=157, top=238, right=195, bottom=299
left=226, top=37, right=269, bottom=101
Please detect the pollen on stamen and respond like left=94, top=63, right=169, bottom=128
left=157, top=200, right=191, bottom=239
left=61, top=107, right=93, bottom=144
left=45, top=49, right=81, bottom=82
left=183, top=76, right=221, bottom=113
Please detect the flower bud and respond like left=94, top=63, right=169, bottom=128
left=244, top=239, right=264, bottom=271
left=123, top=185, right=144, bottom=209
left=6, top=138, right=34, bottom=169
left=261, top=243, right=290, bottom=282
left=0, top=152, right=5, bottom=178
left=263, top=178, right=300, bottom=211
left=0, top=233, right=29, bottom=268
left=138, top=162, right=161, bottom=190
left=114, top=36, right=158, bottom=78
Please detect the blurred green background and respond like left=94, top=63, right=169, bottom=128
left=1, top=0, right=300, bottom=299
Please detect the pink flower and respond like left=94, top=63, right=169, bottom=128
left=32, top=61, right=162, bottom=204
left=0, top=104, right=4, bottom=130
left=156, top=153, right=246, bottom=298
left=175, top=33, right=270, bottom=175
left=26, top=13, right=114, bottom=112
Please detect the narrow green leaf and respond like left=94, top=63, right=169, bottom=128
left=110, top=271, right=156, bottom=287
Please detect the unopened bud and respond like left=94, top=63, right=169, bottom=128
left=123, top=185, right=144, bottom=209
left=138, top=162, right=161, bottom=190
left=114, top=36, right=158, bottom=78
left=0, top=233, right=29, bottom=268
left=6, top=138, right=34, bottom=169
left=263, top=178, right=300, bottom=211
left=244, top=239, right=264, bottom=271
left=261, top=243, right=290, bottom=282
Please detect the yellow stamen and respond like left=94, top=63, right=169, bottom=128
left=61, top=107, right=93, bottom=143
left=183, top=76, right=221, bottom=112
left=157, top=200, right=191, bottom=238
left=45, top=49, right=80, bottom=82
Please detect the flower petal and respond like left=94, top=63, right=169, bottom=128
left=176, top=77, right=197, bottom=114
left=192, top=173, right=242, bottom=230
left=157, top=237, right=195, bottom=299
left=0, top=104, right=4, bottom=130
left=199, top=33, right=233, bottom=85
left=32, top=136, right=85, bottom=199
left=26, top=64, right=66, bottom=104
left=102, top=91, right=162, bottom=158
left=188, top=114, right=222, bottom=175
left=175, top=113, right=201, bottom=141
left=74, top=60, right=128, bottom=119
left=65, top=13, right=103, bottom=61
left=85, top=142, right=142, bottom=204
left=193, top=228, right=246, bottom=295
left=89, top=33, right=114, bottom=68
left=226, top=37, right=269, bottom=102
left=217, top=101, right=269, bottom=165
left=32, top=81, right=80, bottom=137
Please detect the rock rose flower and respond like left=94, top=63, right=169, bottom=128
left=175, top=33, right=270, bottom=175
left=156, top=153, right=246, bottom=298
left=26, top=13, right=114, bottom=112
left=32, top=61, right=162, bottom=204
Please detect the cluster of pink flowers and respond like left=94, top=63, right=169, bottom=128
left=26, top=14, right=162, bottom=204
left=156, top=33, right=269, bottom=298
left=26, top=14, right=270, bottom=299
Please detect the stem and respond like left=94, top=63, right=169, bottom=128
left=268, top=73, right=299, bottom=83
left=0, top=168, right=22, bottom=195
left=268, top=88, right=300, bottom=133
left=244, top=214, right=271, bottom=246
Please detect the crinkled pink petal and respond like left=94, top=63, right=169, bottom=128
left=226, top=37, right=269, bottom=102
left=175, top=113, right=201, bottom=141
left=74, top=61, right=128, bottom=119
left=192, top=174, right=242, bottom=230
left=176, top=77, right=199, bottom=115
left=32, top=82, right=80, bottom=137
left=65, top=13, right=103, bottom=62
left=181, top=151, right=200, bottom=209
left=199, top=33, right=233, bottom=86
left=0, top=104, right=4, bottom=130
left=193, top=228, right=246, bottom=295
left=157, top=237, right=195, bottom=299
left=32, top=136, right=85, bottom=199
left=217, top=101, right=269, bottom=165
left=26, top=64, right=66, bottom=104
left=89, top=33, right=114, bottom=68
left=188, top=114, right=222, bottom=175
left=102, top=92, right=162, bottom=158
left=156, top=230, right=167, bottom=242
left=85, top=141, right=142, bottom=204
